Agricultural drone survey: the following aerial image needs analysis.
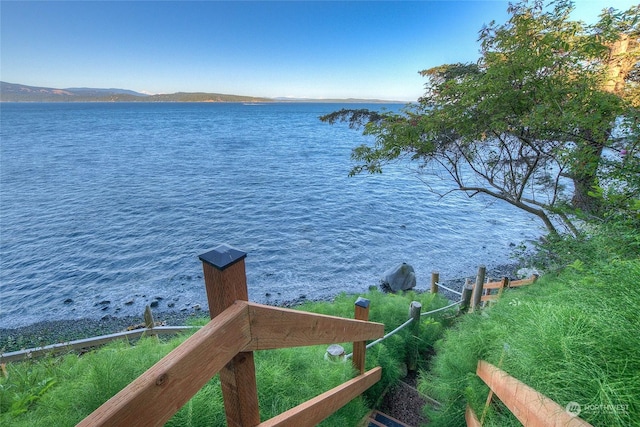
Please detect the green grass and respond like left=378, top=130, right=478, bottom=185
left=420, top=222, right=640, bottom=426
left=0, top=290, right=454, bottom=426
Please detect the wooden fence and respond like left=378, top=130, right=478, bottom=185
left=430, top=265, right=539, bottom=312
left=465, top=360, right=592, bottom=427
left=479, top=274, right=539, bottom=306
left=77, top=245, right=384, bottom=427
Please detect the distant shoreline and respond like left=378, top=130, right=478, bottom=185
left=0, top=81, right=408, bottom=104
left=0, top=99, right=406, bottom=104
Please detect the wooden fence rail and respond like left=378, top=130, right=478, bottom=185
left=466, top=360, right=592, bottom=427
left=430, top=268, right=539, bottom=312
left=78, top=245, right=384, bottom=427
left=480, top=274, right=539, bottom=307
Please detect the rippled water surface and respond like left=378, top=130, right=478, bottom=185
left=0, top=103, right=543, bottom=327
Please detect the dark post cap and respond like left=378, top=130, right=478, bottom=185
left=355, top=297, right=370, bottom=308
left=199, top=244, right=247, bottom=271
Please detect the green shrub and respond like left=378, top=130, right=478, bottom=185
left=0, top=337, right=182, bottom=426
left=527, top=217, right=639, bottom=274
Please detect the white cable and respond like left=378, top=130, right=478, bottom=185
left=420, top=300, right=462, bottom=316
left=344, top=300, right=462, bottom=359
left=345, top=317, right=415, bottom=359
left=434, top=282, right=463, bottom=296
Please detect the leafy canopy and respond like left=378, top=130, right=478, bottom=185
left=321, top=0, right=639, bottom=235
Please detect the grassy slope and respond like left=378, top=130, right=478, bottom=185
left=0, top=290, right=454, bottom=426
left=421, top=223, right=640, bottom=426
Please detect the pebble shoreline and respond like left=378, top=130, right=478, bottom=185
left=1, top=264, right=524, bottom=354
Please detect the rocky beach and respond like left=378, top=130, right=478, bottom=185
left=0, top=263, right=526, bottom=355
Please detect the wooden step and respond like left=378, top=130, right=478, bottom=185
left=366, top=410, right=412, bottom=427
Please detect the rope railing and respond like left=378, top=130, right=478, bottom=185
left=1, top=325, right=201, bottom=363
left=421, top=300, right=462, bottom=316
left=345, top=301, right=461, bottom=359
left=434, top=282, right=463, bottom=296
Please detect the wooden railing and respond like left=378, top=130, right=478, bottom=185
left=466, top=360, right=592, bottom=427
left=479, top=274, right=538, bottom=306
left=429, top=266, right=539, bottom=313
left=77, top=245, right=384, bottom=427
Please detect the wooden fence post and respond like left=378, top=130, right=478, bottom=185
left=407, top=301, right=422, bottom=371
left=497, top=276, right=509, bottom=299
left=143, top=305, right=158, bottom=339
left=352, top=297, right=370, bottom=375
left=460, top=278, right=473, bottom=313
left=144, top=305, right=154, bottom=328
left=471, top=265, right=486, bottom=312
left=431, top=271, right=439, bottom=294
left=199, top=244, right=260, bottom=427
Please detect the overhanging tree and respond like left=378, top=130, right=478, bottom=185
left=321, top=0, right=639, bottom=235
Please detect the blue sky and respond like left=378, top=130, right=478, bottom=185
left=1, top=1, right=636, bottom=101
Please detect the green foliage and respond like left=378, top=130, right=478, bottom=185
left=166, top=377, right=225, bottom=427
left=255, top=346, right=368, bottom=426
left=591, top=114, right=640, bottom=224
left=528, top=216, right=639, bottom=274
left=5, top=378, right=56, bottom=417
left=0, top=290, right=454, bottom=426
left=321, top=1, right=640, bottom=233
left=300, top=289, right=455, bottom=403
left=421, top=223, right=640, bottom=426
left=0, top=337, right=184, bottom=426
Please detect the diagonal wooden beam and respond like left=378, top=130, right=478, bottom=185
left=257, top=367, right=382, bottom=427
left=244, top=303, right=385, bottom=351
left=476, top=361, right=592, bottom=427
left=465, top=404, right=482, bottom=427
left=77, top=301, right=251, bottom=427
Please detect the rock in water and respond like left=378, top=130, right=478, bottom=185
left=380, top=263, right=416, bottom=293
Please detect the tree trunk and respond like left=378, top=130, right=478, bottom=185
left=603, top=34, right=636, bottom=97
left=572, top=33, right=637, bottom=213
left=570, top=141, right=604, bottom=214
left=462, top=186, right=560, bottom=234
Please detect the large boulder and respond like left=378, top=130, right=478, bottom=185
left=380, top=263, right=416, bottom=293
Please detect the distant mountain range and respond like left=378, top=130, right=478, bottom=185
left=0, top=82, right=272, bottom=103
left=0, top=82, right=404, bottom=103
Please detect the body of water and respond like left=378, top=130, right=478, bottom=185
left=0, top=102, right=542, bottom=328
